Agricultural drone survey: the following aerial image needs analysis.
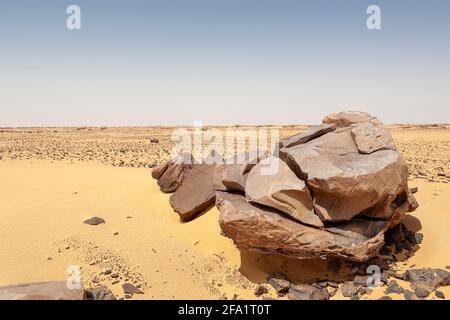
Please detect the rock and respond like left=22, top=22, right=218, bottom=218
left=0, top=281, right=85, bottom=300
left=405, top=231, right=423, bottom=244
left=83, top=217, right=105, bottom=225
left=278, top=112, right=417, bottom=224
left=353, top=275, right=370, bottom=286
left=341, top=282, right=358, bottom=297
left=122, top=283, right=143, bottom=295
left=322, top=111, right=376, bottom=127
left=157, top=153, right=194, bottom=193
left=151, top=162, right=169, bottom=180
left=410, top=187, right=418, bottom=194
left=288, top=284, right=328, bottom=300
left=217, top=191, right=388, bottom=262
left=85, top=285, right=116, bottom=300
left=414, top=288, right=430, bottom=298
left=435, top=290, right=445, bottom=299
left=254, top=285, right=268, bottom=297
left=169, top=163, right=216, bottom=221
left=404, top=290, right=418, bottom=300
left=150, top=138, right=159, bottom=143
left=267, top=277, right=290, bottom=295
left=277, top=123, right=337, bottom=150
left=351, top=294, right=359, bottom=300
left=245, top=156, right=321, bottom=227
left=213, top=151, right=267, bottom=193
left=378, top=296, right=392, bottom=300
left=384, top=280, right=404, bottom=294
left=404, top=268, right=450, bottom=292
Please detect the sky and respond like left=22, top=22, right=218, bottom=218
left=0, top=0, right=449, bottom=126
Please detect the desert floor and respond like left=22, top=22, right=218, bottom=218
left=0, top=125, right=449, bottom=300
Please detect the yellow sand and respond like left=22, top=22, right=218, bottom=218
left=0, top=127, right=449, bottom=300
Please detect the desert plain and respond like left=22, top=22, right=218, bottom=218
left=0, top=124, right=449, bottom=300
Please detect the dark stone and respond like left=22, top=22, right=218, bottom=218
left=404, top=268, right=450, bottom=292
left=351, top=294, right=359, bottom=300
left=414, top=288, right=430, bottom=298
left=405, top=231, right=424, bottom=244
left=384, top=280, right=404, bottom=295
left=353, top=275, right=369, bottom=286
left=0, top=281, right=85, bottom=300
left=409, top=187, right=418, bottom=194
left=85, top=285, right=116, bottom=300
left=254, top=285, right=268, bottom=297
left=287, top=284, right=329, bottom=300
left=83, top=217, right=105, bottom=225
left=378, top=296, right=392, bottom=300
left=403, top=290, right=418, bottom=300
left=122, top=283, right=143, bottom=295
left=267, top=277, right=290, bottom=295
left=435, top=290, right=445, bottom=299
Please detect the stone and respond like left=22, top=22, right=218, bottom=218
left=245, top=156, right=321, bottom=227
left=384, top=280, right=404, bottom=294
left=213, top=151, right=267, bottom=193
left=277, top=123, right=337, bottom=149
left=280, top=113, right=417, bottom=226
left=169, top=163, right=216, bottom=221
left=85, top=285, right=116, bottom=300
left=404, top=290, right=418, bottom=300
left=288, top=284, right=328, bottom=300
left=340, top=281, right=358, bottom=297
left=267, top=277, right=290, bottom=295
left=151, top=162, right=169, bottom=180
left=353, top=275, right=370, bottom=286
left=122, top=283, right=143, bottom=295
left=435, top=290, right=445, bottom=299
left=157, top=153, right=194, bottom=193
left=217, top=191, right=388, bottom=262
left=378, top=296, right=392, bottom=300
left=0, top=281, right=85, bottom=300
left=410, top=187, right=418, bottom=194
left=414, top=288, right=430, bottom=298
left=405, top=231, right=424, bottom=245
left=404, top=268, right=450, bottom=292
left=83, top=217, right=105, bottom=225
left=254, top=285, right=268, bottom=297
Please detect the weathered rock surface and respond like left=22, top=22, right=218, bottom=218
left=288, top=284, right=328, bottom=300
left=155, top=153, right=194, bottom=193
left=279, top=113, right=417, bottom=223
left=85, top=285, right=116, bottom=300
left=213, top=151, right=267, bottom=193
left=277, top=123, right=337, bottom=150
left=245, top=156, right=321, bottom=227
left=216, top=191, right=388, bottom=262
left=169, top=163, right=216, bottom=221
left=0, top=281, right=85, bottom=300
left=404, top=268, right=450, bottom=292
left=322, top=111, right=376, bottom=127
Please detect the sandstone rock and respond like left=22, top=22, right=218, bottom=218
left=0, top=281, right=85, bottom=300
left=151, top=162, right=169, bottom=180
left=254, top=285, right=268, bottom=297
left=350, top=120, right=396, bottom=154
left=245, top=156, right=321, bottom=227
left=277, top=123, right=337, bottom=150
left=157, top=153, right=194, bottom=193
left=216, top=192, right=388, bottom=261
left=288, top=284, right=328, bottom=300
left=169, top=163, right=216, bottom=221
left=340, top=281, right=359, bottom=297
left=267, top=277, right=290, bottom=294
left=280, top=125, right=417, bottom=222
left=322, top=111, right=376, bottom=127
left=85, top=285, right=116, bottom=300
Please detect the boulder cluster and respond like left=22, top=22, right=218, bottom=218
left=152, top=111, right=418, bottom=262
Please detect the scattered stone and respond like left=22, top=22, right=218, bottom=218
left=288, top=284, right=329, bottom=300
left=267, top=277, right=290, bottom=295
left=405, top=231, right=424, bottom=244
left=340, top=281, right=358, bottom=297
left=254, top=285, right=268, bottom=297
left=353, top=275, right=370, bottom=286
left=122, top=283, right=143, bottom=295
left=435, top=290, right=445, bottom=299
left=378, top=296, right=392, bottom=300
left=103, top=270, right=112, bottom=275
left=150, top=138, right=159, bottom=143
left=113, top=232, right=119, bottom=236
left=409, top=187, right=418, bottom=194
left=384, top=281, right=404, bottom=294
left=83, top=217, right=105, bottom=225
left=414, top=288, right=431, bottom=298
left=85, top=286, right=116, bottom=300
left=110, top=274, right=119, bottom=279
left=404, top=290, right=418, bottom=300
left=351, top=294, right=359, bottom=300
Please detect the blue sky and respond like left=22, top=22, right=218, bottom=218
left=1, top=0, right=449, bottom=126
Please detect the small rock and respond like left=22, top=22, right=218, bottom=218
left=111, top=274, right=119, bottom=279
left=113, top=232, right=119, bottom=236
left=415, top=288, right=431, bottom=298
left=354, top=275, right=369, bottom=286
left=409, top=187, right=418, bottom=194
left=267, top=277, right=290, bottom=295
left=254, top=285, right=268, bottom=297
left=384, top=280, right=404, bottom=294
left=85, top=285, right=116, bottom=300
left=103, top=270, right=112, bottom=275
left=405, top=231, right=423, bottom=244
left=122, top=283, right=144, bottom=295
left=435, top=290, right=445, bottom=299
left=378, top=296, right=392, bottom=300
left=288, top=284, right=328, bottom=300
left=83, top=217, right=105, bottom=225
left=341, top=281, right=358, bottom=297
left=404, top=290, right=418, bottom=300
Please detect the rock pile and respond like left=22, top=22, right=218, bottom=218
left=153, top=111, right=418, bottom=262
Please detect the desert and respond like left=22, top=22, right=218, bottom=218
left=0, top=118, right=449, bottom=300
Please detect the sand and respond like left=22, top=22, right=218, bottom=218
left=0, top=125, right=449, bottom=300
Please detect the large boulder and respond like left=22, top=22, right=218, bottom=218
left=216, top=191, right=388, bottom=262
left=245, top=156, right=322, bottom=227
left=169, top=162, right=216, bottom=221
left=279, top=113, right=417, bottom=223
left=0, top=281, right=85, bottom=300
